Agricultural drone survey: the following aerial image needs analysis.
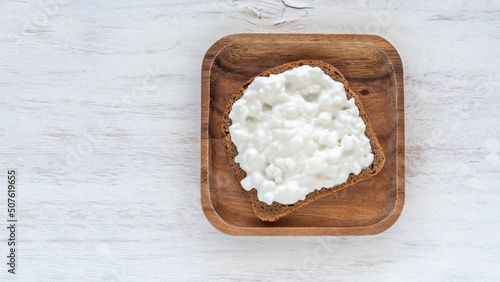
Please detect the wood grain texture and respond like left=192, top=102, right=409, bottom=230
left=201, top=34, right=404, bottom=235
left=1, top=0, right=499, bottom=280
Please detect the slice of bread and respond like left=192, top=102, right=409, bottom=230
left=222, top=60, right=385, bottom=222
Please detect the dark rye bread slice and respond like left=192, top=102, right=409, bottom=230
left=222, top=60, right=385, bottom=222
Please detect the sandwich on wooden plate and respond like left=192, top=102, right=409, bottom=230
left=222, top=60, right=385, bottom=222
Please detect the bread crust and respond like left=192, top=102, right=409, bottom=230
left=222, top=60, right=385, bottom=222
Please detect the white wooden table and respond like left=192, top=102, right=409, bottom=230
left=1, top=0, right=499, bottom=280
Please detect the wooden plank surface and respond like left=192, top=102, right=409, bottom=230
left=201, top=34, right=404, bottom=235
left=0, top=0, right=499, bottom=280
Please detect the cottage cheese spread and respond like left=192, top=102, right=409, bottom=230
left=228, top=65, right=374, bottom=205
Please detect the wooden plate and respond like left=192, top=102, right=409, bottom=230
left=201, top=34, right=404, bottom=236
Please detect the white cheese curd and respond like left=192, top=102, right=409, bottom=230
left=229, top=65, right=374, bottom=205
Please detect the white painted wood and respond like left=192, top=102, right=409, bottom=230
left=1, top=0, right=499, bottom=280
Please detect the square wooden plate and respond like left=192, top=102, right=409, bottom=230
left=201, top=34, right=404, bottom=236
